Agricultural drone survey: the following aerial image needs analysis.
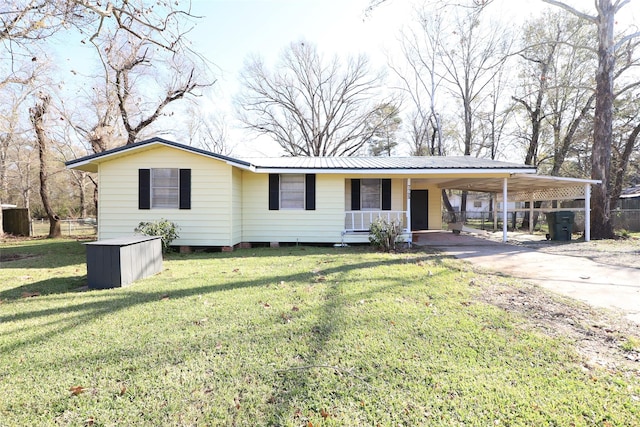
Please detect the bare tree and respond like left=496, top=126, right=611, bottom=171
left=439, top=3, right=512, bottom=160
left=392, top=9, right=447, bottom=157
left=610, top=88, right=640, bottom=210
left=367, top=103, right=402, bottom=156
left=30, top=95, right=61, bottom=238
left=393, top=8, right=464, bottom=220
left=1, top=1, right=196, bottom=52
left=405, top=110, right=431, bottom=156
left=185, top=105, right=233, bottom=156
left=396, top=1, right=510, bottom=216
left=543, top=0, right=640, bottom=239
left=237, top=41, right=395, bottom=157
left=102, top=35, right=210, bottom=145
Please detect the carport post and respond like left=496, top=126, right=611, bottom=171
left=493, top=193, right=498, bottom=231
left=406, top=178, right=412, bottom=244
left=502, top=178, right=508, bottom=243
left=529, top=196, right=534, bottom=233
left=584, top=183, right=591, bottom=242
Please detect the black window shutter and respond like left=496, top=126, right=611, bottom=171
left=268, top=174, right=279, bottom=210
left=382, top=179, right=392, bottom=210
left=179, top=169, right=191, bottom=209
left=139, top=169, right=150, bottom=210
left=305, top=174, right=316, bottom=210
left=351, top=179, right=361, bottom=210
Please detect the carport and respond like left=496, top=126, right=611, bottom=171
left=433, top=174, right=601, bottom=242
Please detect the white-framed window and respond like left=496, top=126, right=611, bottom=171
left=280, top=174, right=305, bottom=209
left=361, top=179, right=381, bottom=210
left=151, top=168, right=179, bottom=208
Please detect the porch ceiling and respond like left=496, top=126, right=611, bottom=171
left=434, top=174, right=601, bottom=196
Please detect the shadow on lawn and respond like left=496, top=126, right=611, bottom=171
left=0, top=238, right=87, bottom=269
left=0, top=254, right=438, bottom=356
left=0, top=276, right=87, bottom=301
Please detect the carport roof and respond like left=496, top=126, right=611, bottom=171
left=435, top=174, right=600, bottom=194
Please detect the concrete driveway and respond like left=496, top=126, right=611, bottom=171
left=414, top=231, right=640, bottom=324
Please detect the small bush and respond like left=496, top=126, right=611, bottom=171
left=621, top=336, right=640, bottom=352
left=617, top=229, right=631, bottom=239
left=369, top=217, right=404, bottom=252
left=135, top=219, right=179, bottom=253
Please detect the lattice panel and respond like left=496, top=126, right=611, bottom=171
left=497, top=185, right=586, bottom=202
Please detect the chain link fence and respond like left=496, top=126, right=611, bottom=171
left=30, top=218, right=97, bottom=237
left=443, top=209, right=640, bottom=233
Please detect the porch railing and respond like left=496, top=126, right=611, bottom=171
left=344, top=210, right=408, bottom=232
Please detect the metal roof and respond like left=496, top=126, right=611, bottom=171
left=240, top=156, right=535, bottom=171
left=66, top=137, right=537, bottom=174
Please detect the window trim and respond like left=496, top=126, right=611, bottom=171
left=360, top=178, right=382, bottom=211
left=268, top=173, right=316, bottom=211
left=151, top=168, right=180, bottom=209
left=279, top=173, right=306, bottom=210
left=139, top=168, right=191, bottom=210
left=350, top=178, right=391, bottom=211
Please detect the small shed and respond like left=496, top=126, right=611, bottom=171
left=2, top=207, right=30, bottom=236
left=85, top=236, right=162, bottom=289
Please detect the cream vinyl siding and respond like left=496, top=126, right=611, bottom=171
left=231, top=167, right=243, bottom=245
left=97, top=146, right=234, bottom=246
left=242, top=172, right=344, bottom=243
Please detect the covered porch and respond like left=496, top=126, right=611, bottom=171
left=341, top=174, right=601, bottom=244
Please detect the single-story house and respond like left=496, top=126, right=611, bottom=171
left=66, top=137, right=600, bottom=248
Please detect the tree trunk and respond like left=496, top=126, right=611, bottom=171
left=79, top=178, right=87, bottom=218
left=441, top=190, right=457, bottom=223
left=591, top=0, right=616, bottom=239
left=460, top=191, right=468, bottom=222
left=610, top=121, right=640, bottom=210
left=31, top=96, right=61, bottom=239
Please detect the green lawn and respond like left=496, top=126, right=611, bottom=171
left=0, top=239, right=638, bottom=426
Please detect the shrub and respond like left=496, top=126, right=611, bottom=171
left=369, top=217, right=404, bottom=252
left=134, top=219, right=179, bottom=253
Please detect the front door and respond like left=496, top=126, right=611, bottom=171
left=411, top=190, right=429, bottom=230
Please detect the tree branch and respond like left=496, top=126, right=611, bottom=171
left=541, top=0, right=597, bottom=23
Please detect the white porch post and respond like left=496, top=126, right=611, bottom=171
left=406, top=179, right=412, bottom=244
left=584, top=183, right=591, bottom=242
left=493, top=193, right=498, bottom=231
left=502, top=178, right=508, bottom=243
left=529, top=196, right=534, bottom=234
